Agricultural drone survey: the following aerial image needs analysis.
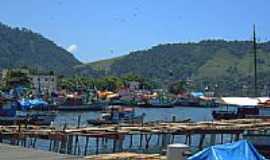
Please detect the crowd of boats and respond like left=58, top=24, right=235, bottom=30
left=1, top=88, right=270, bottom=126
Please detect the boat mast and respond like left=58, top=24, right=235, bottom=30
left=253, top=24, right=258, bottom=97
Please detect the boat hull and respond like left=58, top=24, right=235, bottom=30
left=57, top=103, right=106, bottom=111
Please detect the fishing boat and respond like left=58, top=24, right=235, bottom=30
left=174, top=97, right=218, bottom=108
left=137, top=98, right=175, bottom=108
left=17, top=98, right=57, bottom=111
left=56, top=94, right=107, bottom=111
left=0, top=97, right=17, bottom=125
left=57, top=102, right=107, bottom=111
left=16, top=111, right=56, bottom=125
left=212, top=26, right=270, bottom=120
left=0, top=97, right=55, bottom=125
left=87, top=106, right=145, bottom=125
left=212, top=105, right=259, bottom=120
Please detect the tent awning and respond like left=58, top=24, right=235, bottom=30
left=188, top=140, right=265, bottom=160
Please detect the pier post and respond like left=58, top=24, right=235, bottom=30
left=230, top=134, right=233, bottom=142
left=118, top=135, right=124, bottom=152
left=77, top=115, right=81, bottom=128
left=210, top=134, right=216, bottom=145
left=171, top=134, right=175, bottom=144
left=73, top=135, right=80, bottom=155
left=67, top=135, right=73, bottom=154
left=0, top=133, right=2, bottom=143
left=198, top=134, right=205, bottom=150
left=235, top=133, right=240, bottom=141
left=60, top=136, right=67, bottom=153
left=188, top=134, right=192, bottom=146
left=139, top=134, right=143, bottom=148
left=129, top=134, right=133, bottom=148
left=53, top=140, right=58, bottom=152
left=161, top=134, right=171, bottom=149
left=49, top=139, right=52, bottom=151
left=84, top=136, right=89, bottom=156
left=112, top=139, right=116, bottom=153
left=156, top=134, right=160, bottom=146
left=144, top=134, right=152, bottom=150
left=96, top=137, right=99, bottom=155
left=220, top=134, right=224, bottom=144
left=23, top=137, right=26, bottom=147
left=33, top=138, right=37, bottom=148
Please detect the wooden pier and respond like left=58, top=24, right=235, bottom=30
left=0, top=118, right=269, bottom=156
left=85, top=152, right=165, bottom=160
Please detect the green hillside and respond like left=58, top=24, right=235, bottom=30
left=83, top=56, right=125, bottom=73
left=0, top=22, right=81, bottom=74
left=78, top=40, right=270, bottom=94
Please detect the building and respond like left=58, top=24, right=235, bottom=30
left=30, top=75, right=57, bottom=95
left=126, top=81, right=140, bottom=91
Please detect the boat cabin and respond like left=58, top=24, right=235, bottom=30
left=212, top=105, right=259, bottom=120
left=0, top=97, right=16, bottom=117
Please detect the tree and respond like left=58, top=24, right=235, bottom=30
left=168, top=80, right=188, bottom=95
left=3, top=70, right=31, bottom=90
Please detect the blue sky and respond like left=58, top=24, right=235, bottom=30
left=0, top=0, right=269, bottom=62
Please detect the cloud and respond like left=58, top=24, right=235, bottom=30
left=66, top=44, right=78, bottom=53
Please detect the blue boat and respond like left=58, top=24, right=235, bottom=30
left=0, top=97, right=55, bottom=125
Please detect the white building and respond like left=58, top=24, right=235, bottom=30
left=30, top=75, right=57, bottom=95
left=127, top=81, right=140, bottom=90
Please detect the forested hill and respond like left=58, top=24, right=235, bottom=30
left=79, top=40, right=270, bottom=92
left=2, top=20, right=270, bottom=93
left=0, top=23, right=81, bottom=74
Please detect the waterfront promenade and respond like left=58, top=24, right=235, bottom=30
left=0, top=143, right=84, bottom=160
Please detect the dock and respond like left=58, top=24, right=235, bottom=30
left=0, top=118, right=269, bottom=156
left=0, top=143, right=84, bottom=160
left=85, top=152, right=164, bottom=160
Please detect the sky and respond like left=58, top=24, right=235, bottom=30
left=0, top=0, right=269, bottom=63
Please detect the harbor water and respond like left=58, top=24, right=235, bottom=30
left=53, top=106, right=215, bottom=127
left=4, top=105, right=254, bottom=155
left=30, top=106, right=223, bottom=155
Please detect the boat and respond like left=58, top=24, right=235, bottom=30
left=0, top=97, right=17, bottom=125
left=138, top=98, right=175, bottom=108
left=212, top=26, right=270, bottom=120
left=17, top=98, right=57, bottom=111
left=258, top=100, right=270, bottom=108
left=16, top=111, right=57, bottom=125
left=212, top=105, right=259, bottom=120
left=0, top=97, right=55, bottom=125
left=57, top=102, right=107, bottom=111
left=56, top=94, right=107, bottom=111
left=109, top=99, right=139, bottom=106
left=174, top=97, right=218, bottom=108
left=87, top=106, right=145, bottom=125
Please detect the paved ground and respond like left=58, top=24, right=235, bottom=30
left=0, top=143, right=85, bottom=160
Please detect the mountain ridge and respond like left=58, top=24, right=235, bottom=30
left=0, top=22, right=81, bottom=75
left=78, top=40, right=270, bottom=93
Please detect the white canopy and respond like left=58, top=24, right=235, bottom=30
left=220, top=97, right=270, bottom=106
